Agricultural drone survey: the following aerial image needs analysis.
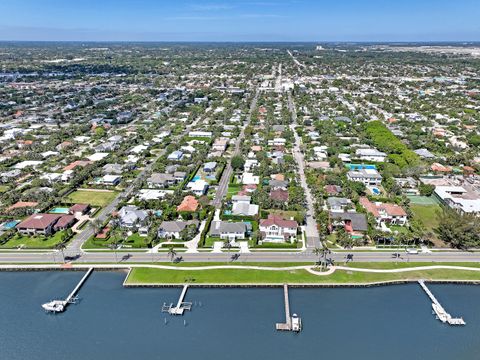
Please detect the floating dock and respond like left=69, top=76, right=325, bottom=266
left=418, top=280, right=465, bottom=326
left=276, top=284, right=302, bottom=332
left=42, top=268, right=94, bottom=313
left=162, top=284, right=192, bottom=315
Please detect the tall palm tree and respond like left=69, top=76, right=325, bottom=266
left=55, top=242, right=66, bottom=263
left=92, top=218, right=103, bottom=235
left=312, top=247, right=325, bottom=268
left=167, top=247, right=177, bottom=262
left=223, top=239, right=232, bottom=262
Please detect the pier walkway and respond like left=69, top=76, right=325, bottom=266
left=418, top=280, right=465, bottom=326
left=276, top=284, right=295, bottom=331
left=162, top=284, right=192, bottom=315
left=42, top=268, right=93, bottom=313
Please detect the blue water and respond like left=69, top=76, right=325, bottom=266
left=1, top=272, right=480, bottom=360
left=2, top=220, right=20, bottom=229
left=192, top=175, right=201, bottom=182
left=347, top=164, right=377, bottom=170
left=372, top=187, right=381, bottom=195
left=49, top=207, right=70, bottom=214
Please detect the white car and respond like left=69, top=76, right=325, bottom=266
left=406, top=248, right=419, bottom=255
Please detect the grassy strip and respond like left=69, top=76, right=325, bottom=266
left=344, top=262, right=480, bottom=269
left=125, top=266, right=480, bottom=285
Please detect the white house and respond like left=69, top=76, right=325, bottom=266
left=259, top=215, right=298, bottom=243
left=355, top=148, right=387, bottom=162
left=347, top=169, right=382, bottom=186
left=187, top=179, right=209, bottom=195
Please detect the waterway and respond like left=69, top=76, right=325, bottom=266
left=1, top=271, right=479, bottom=360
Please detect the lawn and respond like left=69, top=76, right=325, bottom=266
left=65, top=190, right=118, bottom=207
left=0, top=231, right=67, bottom=249
left=125, top=264, right=480, bottom=285
left=226, top=184, right=241, bottom=198
left=83, top=232, right=150, bottom=249
left=0, top=185, right=9, bottom=193
left=410, top=204, right=441, bottom=233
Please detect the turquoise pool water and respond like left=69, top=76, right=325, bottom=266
left=192, top=175, right=201, bottom=182
left=2, top=220, right=19, bottom=229
left=49, top=207, right=70, bottom=214
left=346, top=163, right=377, bottom=170
left=372, top=187, right=381, bottom=195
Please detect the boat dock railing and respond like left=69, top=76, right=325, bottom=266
left=276, top=284, right=301, bottom=332
left=418, top=280, right=465, bottom=326
left=42, top=268, right=94, bottom=313
left=162, top=284, right=192, bottom=315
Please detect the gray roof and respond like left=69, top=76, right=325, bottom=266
left=118, top=206, right=148, bottom=224
left=232, top=202, right=259, bottom=216
left=414, top=148, right=436, bottom=159
left=330, top=212, right=368, bottom=232
left=103, top=163, right=123, bottom=174
left=148, top=173, right=174, bottom=184
left=204, top=162, right=217, bottom=170
left=159, top=220, right=198, bottom=233
left=209, top=221, right=247, bottom=236
left=269, top=180, right=289, bottom=189
left=327, top=197, right=351, bottom=208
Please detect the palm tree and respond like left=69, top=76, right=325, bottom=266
left=92, top=218, right=103, bottom=235
left=55, top=242, right=66, bottom=263
left=108, top=243, right=118, bottom=262
left=312, top=247, right=323, bottom=267
left=223, top=239, right=232, bottom=261
left=167, top=247, right=177, bottom=262
left=312, top=242, right=329, bottom=269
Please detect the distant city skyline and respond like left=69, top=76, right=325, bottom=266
left=1, top=0, right=479, bottom=42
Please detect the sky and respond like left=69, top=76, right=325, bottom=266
left=0, top=0, right=479, bottom=42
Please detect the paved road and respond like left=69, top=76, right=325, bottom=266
left=288, top=93, right=320, bottom=249
left=67, top=114, right=204, bottom=252
left=212, top=89, right=259, bottom=208
left=2, top=249, right=480, bottom=264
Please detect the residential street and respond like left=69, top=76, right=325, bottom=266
left=288, top=93, right=321, bottom=249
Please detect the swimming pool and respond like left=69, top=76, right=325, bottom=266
left=192, top=175, right=201, bottom=182
left=347, top=164, right=377, bottom=170
left=372, top=187, right=381, bottom=195
left=49, top=207, right=70, bottom=214
left=2, top=220, right=19, bottom=230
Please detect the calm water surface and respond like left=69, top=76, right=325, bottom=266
left=1, top=271, right=479, bottom=360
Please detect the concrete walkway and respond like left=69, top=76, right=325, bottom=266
left=3, top=264, right=480, bottom=276
left=184, top=220, right=207, bottom=253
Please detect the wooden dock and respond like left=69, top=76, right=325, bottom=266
left=418, top=280, right=465, bottom=326
left=276, top=284, right=293, bottom=331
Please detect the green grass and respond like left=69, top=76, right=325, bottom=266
left=0, top=185, right=9, bottom=193
left=83, top=232, right=150, bottom=249
left=65, top=190, right=118, bottom=207
left=125, top=265, right=480, bottom=285
left=0, top=231, right=67, bottom=249
left=410, top=204, right=441, bottom=233
left=226, top=184, right=241, bottom=198
left=407, top=195, right=439, bottom=205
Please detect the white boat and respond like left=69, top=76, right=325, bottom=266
left=291, top=313, right=302, bottom=332
left=42, top=300, right=66, bottom=313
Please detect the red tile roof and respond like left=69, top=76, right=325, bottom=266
left=260, top=214, right=298, bottom=229
left=177, top=195, right=199, bottom=212
left=69, top=203, right=90, bottom=213
left=16, top=214, right=61, bottom=230
left=63, top=160, right=93, bottom=171
left=270, top=189, right=289, bottom=202
left=359, top=197, right=407, bottom=217
left=54, top=215, right=76, bottom=229
left=7, top=201, right=39, bottom=211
